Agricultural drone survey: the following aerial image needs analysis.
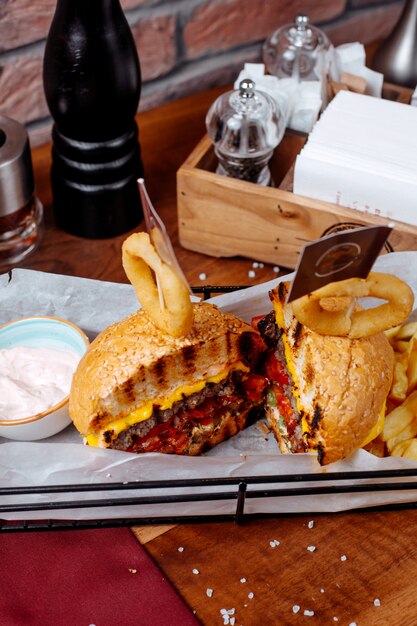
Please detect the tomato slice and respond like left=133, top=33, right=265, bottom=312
left=242, top=374, right=268, bottom=402
left=264, top=352, right=290, bottom=387
left=251, top=314, right=267, bottom=331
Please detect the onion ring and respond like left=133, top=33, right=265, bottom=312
left=291, top=272, right=414, bottom=338
left=122, top=232, right=193, bottom=337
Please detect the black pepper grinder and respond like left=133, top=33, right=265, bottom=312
left=43, top=0, right=144, bottom=238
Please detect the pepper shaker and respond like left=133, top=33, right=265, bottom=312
left=0, top=116, right=43, bottom=270
left=205, top=78, right=285, bottom=186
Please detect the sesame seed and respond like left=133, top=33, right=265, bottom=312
left=269, top=539, right=280, bottom=547
left=230, top=619, right=235, bottom=626
left=248, top=592, right=254, bottom=599
left=349, top=623, right=358, bottom=626
left=259, top=263, right=264, bottom=268
left=374, top=598, right=381, bottom=607
left=333, top=617, right=339, bottom=622
left=308, top=520, right=314, bottom=529
left=192, top=568, right=199, bottom=575
left=304, top=610, right=315, bottom=616
left=292, top=605, right=300, bottom=614
left=199, top=273, right=207, bottom=281
left=320, top=589, right=325, bottom=593
left=307, top=546, right=316, bottom=552
left=248, top=270, right=256, bottom=278
left=178, top=546, right=184, bottom=552
left=273, top=266, right=280, bottom=273
left=240, top=578, right=247, bottom=583
left=340, top=555, right=347, bottom=561
left=252, top=262, right=259, bottom=268
left=206, top=588, right=213, bottom=598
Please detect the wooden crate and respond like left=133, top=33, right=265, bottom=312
left=177, top=82, right=417, bottom=269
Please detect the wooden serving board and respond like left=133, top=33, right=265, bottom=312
left=177, top=84, right=417, bottom=270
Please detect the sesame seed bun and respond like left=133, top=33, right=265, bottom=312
left=267, top=283, right=395, bottom=465
left=69, top=302, right=259, bottom=445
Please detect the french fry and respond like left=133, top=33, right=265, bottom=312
left=389, top=351, right=409, bottom=404
left=395, top=321, right=417, bottom=341
left=384, top=325, right=401, bottom=343
left=391, top=438, right=417, bottom=461
left=382, top=390, right=417, bottom=452
left=407, top=338, right=417, bottom=394
left=393, top=340, right=410, bottom=353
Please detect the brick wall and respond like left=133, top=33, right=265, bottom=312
left=0, top=0, right=404, bottom=147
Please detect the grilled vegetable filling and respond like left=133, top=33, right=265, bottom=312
left=258, top=313, right=306, bottom=453
left=110, top=370, right=267, bottom=455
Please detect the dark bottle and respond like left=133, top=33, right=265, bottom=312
left=43, top=0, right=144, bottom=238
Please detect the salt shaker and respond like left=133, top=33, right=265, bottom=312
left=263, top=15, right=331, bottom=81
left=0, top=116, right=43, bottom=270
left=205, top=79, right=285, bottom=186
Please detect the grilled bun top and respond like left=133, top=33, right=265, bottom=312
left=271, top=282, right=395, bottom=465
left=69, top=302, right=258, bottom=438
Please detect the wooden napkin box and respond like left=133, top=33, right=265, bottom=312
left=177, top=82, right=417, bottom=270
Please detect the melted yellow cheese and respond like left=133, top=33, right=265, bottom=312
left=273, top=301, right=310, bottom=436
left=86, top=362, right=249, bottom=448
left=361, top=401, right=386, bottom=448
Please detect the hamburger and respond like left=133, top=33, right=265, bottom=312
left=69, top=302, right=266, bottom=455
left=256, top=281, right=395, bottom=465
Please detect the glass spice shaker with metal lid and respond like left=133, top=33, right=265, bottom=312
left=263, top=15, right=331, bottom=82
left=205, top=78, right=285, bottom=186
left=0, top=116, right=43, bottom=270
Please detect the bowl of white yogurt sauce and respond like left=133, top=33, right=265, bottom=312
left=0, top=316, right=89, bottom=440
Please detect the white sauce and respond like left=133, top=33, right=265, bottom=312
left=0, top=346, right=80, bottom=420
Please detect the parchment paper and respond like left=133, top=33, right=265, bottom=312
left=1, top=252, right=417, bottom=521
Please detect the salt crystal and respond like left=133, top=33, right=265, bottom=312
left=252, top=262, right=259, bottom=268
left=273, top=266, right=280, bottom=273
left=308, top=520, right=314, bottom=529
left=340, top=555, right=347, bottom=561
left=374, top=598, right=381, bottom=607
left=292, top=605, right=300, bottom=614
left=178, top=546, right=184, bottom=552
left=199, top=273, right=207, bottom=281
left=304, top=610, right=315, bottom=616
left=192, top=568, right=199, bottom=575
left=230, top=619, right=235, bottom=626
left=240, top=578, right=247, bottom=583
left=220, top=609, right=228, bottom=615
left=206, top=588, right=213, bottom=598
left=248, top=270, right=256, bottom=278
left=248, top=592, right=254, bottom=599
left=307, top=546, right=316, bottom=552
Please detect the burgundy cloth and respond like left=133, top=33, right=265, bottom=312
left=0, top=527, right=200, bottom=626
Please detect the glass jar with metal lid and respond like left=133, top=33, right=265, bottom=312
left=0, top=116, right=43, bottom=270
left=205, top=78, right=285, bottom=186
left=263, top=15, right=331, bottom=82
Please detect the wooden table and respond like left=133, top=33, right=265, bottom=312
left=15, top=88, right=417, bottom=626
